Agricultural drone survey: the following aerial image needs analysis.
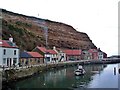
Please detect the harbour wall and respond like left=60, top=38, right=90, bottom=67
left=2, top=59, right=120, bottom=84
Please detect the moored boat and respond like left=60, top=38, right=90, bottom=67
left=74, top=65, right=85, bottom=76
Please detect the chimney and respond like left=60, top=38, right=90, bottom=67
left=53, top=46, right=56, bottom=50
left=0, top=41, right=2, bottom=44
left=9, top=34, right=13, bottom=42
left=98, top=48, right=100, bottom=50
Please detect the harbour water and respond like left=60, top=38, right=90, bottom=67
left=5, top=63, right=119, bottom=89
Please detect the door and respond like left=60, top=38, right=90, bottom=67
left=10, top=58, right=12, bottom=67
left=7, top=58, right=9, bottom=67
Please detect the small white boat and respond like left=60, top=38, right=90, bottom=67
left=74, top=65, right=85, bottom=76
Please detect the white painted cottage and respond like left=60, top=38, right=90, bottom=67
left=0, top=37, right=19, bottom=68
left=46, top=49, right=58, bottom=63
left=53, top=46, right=66, bottom=62
left=97, top=48, right=104, bottom=60
left=33, top=46, right=58, bottom=63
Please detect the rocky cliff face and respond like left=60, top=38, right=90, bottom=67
left=1, top=9, right=97, bottom=51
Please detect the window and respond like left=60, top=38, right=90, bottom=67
left=14, top=50, right=16, bottom=55
left=25, top=60, right=28, bottom=65
left=35, top=58, right=37, bottom=62
left=46, top=57, right=50, bottom=62
left=30, top=59, right=32, bottom=62
left=3, top=49, right=6, bottom=55
left=3, top=58, right=6, bottom=64
left=38, top=60, right=40, bottom=63
left=13, top=58, right=17, bottom=64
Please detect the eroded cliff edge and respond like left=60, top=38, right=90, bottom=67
left=1, top=9, right=97, bottom=51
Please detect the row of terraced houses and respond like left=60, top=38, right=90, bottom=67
left=0, top=37, right=107, bottom=68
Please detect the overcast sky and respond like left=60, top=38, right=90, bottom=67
left=0, top=0, right=119, bottom=56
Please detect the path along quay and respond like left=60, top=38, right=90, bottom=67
left=1, top=58, right=120, bottom=85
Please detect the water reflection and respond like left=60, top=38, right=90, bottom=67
left=118, top=68, right=120, bottom=74
left=114, top=67, right=116, bottom=75
left=11, top=64, right=118, bottom=89
left=87, top=64, right=118, bottom=88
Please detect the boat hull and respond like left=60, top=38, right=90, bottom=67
left=75, top=71, right=85, bottom=76
left=75, top=73, right=84, bottom=76
left=74, top=69, right=85, bottom=76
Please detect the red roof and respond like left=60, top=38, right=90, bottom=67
left=0, top=40, right=9, bottom=47
left=64, top=50, right=81, bottom=55
left=0, top=39, right=17, bottom=48
left=36, top=46, right=57, bottom=54
left=27, top=52, right=43, bottom=58
left=88, top=49, right=98, bottom=53
left=46, top=50, right=57, bottom=54
left=56, top=48, right=64, bottom=52
left=37, top=46, right=47, bottom=53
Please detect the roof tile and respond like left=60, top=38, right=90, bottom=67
left=37, top=46, right=47, bottom=53
left=46, top=50, right=57, bottom=54
left=27, top=52, right=43, bottom=58
left=64, top=50, right=81, bottom=55
left=0, top=39, right=18, bottom=48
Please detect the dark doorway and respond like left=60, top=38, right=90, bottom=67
left=7, top=58, right=9, bottom=66
left=10, top=58, right=12, bottom=67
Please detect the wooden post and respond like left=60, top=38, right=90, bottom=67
left=114, top=67, right=116, bottom=75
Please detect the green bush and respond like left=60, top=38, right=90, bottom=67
left=8, top=24, right=24, bottom=35
left=15, top=21, right=22, bottom=25
left=16, top=21, right=32, bottom=27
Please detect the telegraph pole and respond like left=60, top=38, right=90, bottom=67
left=43, top=26, right=48, bottom=49
left=38, top=19, right=48, bottom=48
left=38, top=19, right=48, bottom=65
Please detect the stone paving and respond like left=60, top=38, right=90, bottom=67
left=0, top=68, right=2, bottom=71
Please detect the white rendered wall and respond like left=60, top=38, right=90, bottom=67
left=0, top=47, right=19, bottom=67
